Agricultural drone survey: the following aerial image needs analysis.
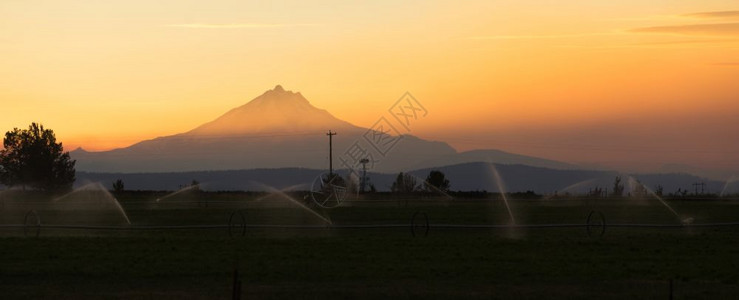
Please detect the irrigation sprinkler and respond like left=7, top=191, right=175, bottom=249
left=410, top=210, right=429, bottom=237
left=23, top=210, right=41, bottom=237
left=586, top=210, right=606, bottom=237
left=228, top=210, right=246, bottom=237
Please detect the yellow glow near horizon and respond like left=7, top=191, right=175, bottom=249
left=1, top=1, right=738, bottom=170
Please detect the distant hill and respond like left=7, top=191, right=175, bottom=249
left=71, top=85, right=576, bottom=174
left=409, top=149, right=578, bottom=171
left=77, top=162, right=728, bottom=195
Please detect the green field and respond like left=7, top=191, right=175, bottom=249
left=2, top=191, right=739, bottom=299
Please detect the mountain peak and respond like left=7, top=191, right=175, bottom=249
left=252, top=85, right=307, bottom=107
left=184, top=85, right=358, bottom=136
left=71, top=147, right=87, bottom=153
left=262, top=84, right=299, bottom=99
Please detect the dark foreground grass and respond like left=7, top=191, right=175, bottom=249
left=2, top=227, right=739, bottom=299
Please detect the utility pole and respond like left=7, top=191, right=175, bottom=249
left=326, top=130, right=336, bottom=177
left=692, top=182, right=705, bottom=196
left=359, top=158, right=369, bottom=193
left=693, top=182, right=699, bottom=196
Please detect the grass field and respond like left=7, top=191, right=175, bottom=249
left=2, top=190, right=739, bottom=299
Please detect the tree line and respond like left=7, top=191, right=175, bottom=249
left=390, top=170, right=450, bottom=194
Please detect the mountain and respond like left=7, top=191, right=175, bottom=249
left=71, top=85, right=578, bottom=173
left=71, top=85, right=458, bottom=173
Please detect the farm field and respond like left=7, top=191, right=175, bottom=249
left=2, top=191, right=739, bottom=299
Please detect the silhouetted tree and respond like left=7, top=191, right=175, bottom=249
left=424, top=170, right=450, bottom=193
left=655, top=185, right=663, bottom=197
left=320, top=173, right=347, bottom=198
left=0, top=123, right=75, bottom=193
left=391, top=172, right=417, bottom=193
left=589, top=186, right=604, bottom=197
left=322, top=173, right=345, bottom=188
left=191, top=180, right=200, bottom=192
left=112, top=179, right=125, bottom=193
left=612, top=176, right=624, bottom=197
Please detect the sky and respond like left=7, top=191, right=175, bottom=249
left=1, top=0, right=738, bottom=173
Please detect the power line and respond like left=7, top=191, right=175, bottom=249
left=326, top=130, right=336, bottom=176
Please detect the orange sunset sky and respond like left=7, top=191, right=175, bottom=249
left=1, top=1, right=738, bottom=173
